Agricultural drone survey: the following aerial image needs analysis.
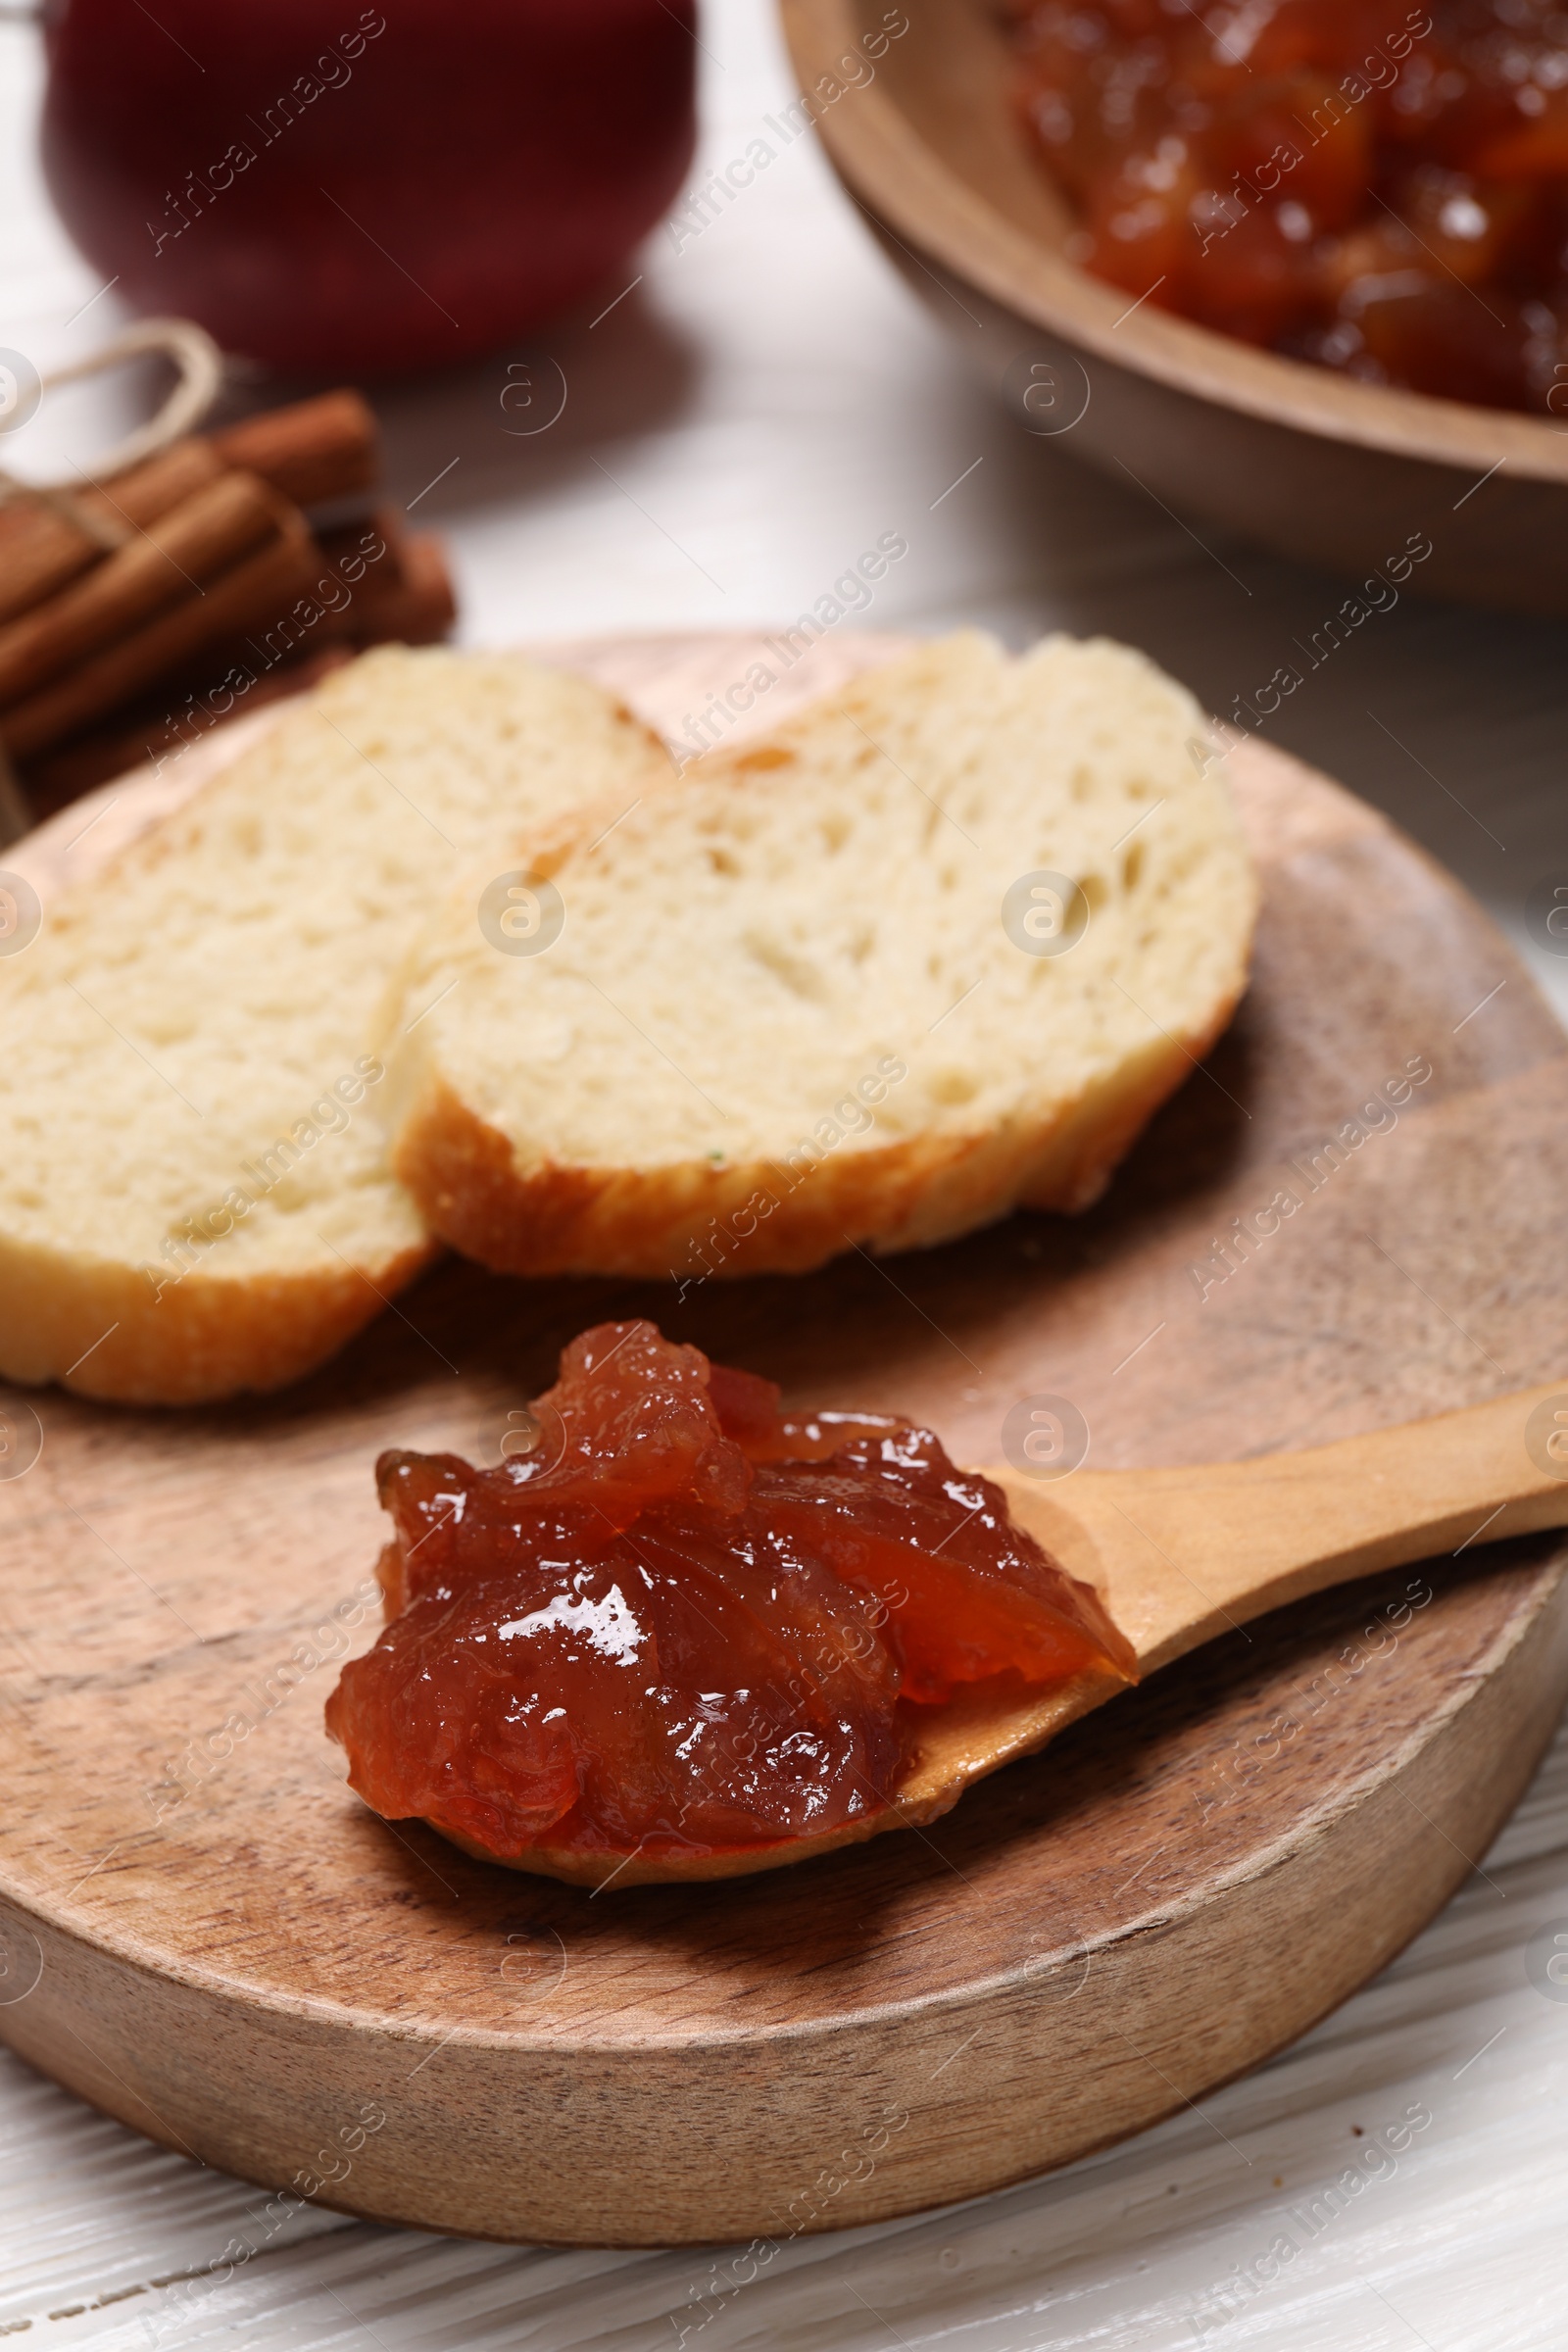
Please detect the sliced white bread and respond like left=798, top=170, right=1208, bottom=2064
left=0, top=648, right=673, bottom=1404
left=386, top=630, right=1258, bottom=1282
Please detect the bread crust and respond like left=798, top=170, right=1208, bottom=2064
left=390, top=1006, right=1241, bottom=1282
left=1017, top=989, right=1246, bottom=1214
left=0, top=1234, right=435, bottom=1406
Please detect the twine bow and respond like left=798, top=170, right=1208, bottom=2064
left=0, top=316, right=223, bottom=544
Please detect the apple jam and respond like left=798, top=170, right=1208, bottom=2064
left=1009, top=0, right=1568, bottom=411
left=325, top=1321, right=1135, bottom=1871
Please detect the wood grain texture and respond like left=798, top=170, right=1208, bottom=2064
left=781, top=0, right=1568, bottom=615
left=0, top=633, right=1565, bottom=2246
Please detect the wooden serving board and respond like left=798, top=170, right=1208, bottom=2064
left=2, top=634, right=1567, bottom=2248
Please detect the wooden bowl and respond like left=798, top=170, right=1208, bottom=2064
left=781, top=0, right=1568, bottom=615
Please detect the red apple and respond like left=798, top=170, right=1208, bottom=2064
left=39, top=0, right=697, bottom=375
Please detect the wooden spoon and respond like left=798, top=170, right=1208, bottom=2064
left=465, top=1380, right=1568, bottom=1888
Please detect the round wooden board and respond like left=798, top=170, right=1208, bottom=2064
left=2, top=633, right=1568, bottom=2249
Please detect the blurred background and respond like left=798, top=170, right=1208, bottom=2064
left=4, top=0, right=1566, bottom=1010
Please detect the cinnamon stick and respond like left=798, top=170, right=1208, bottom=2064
left=207, top=390, right=378, bottom=509
left=0, top=441, right=224, bottom=626
left=0, top=507, right=319, bottom=760
left=116, top=518, right=404, bottom=707
left=0, top=470, right=283, bottom=708
left=316, top=511, right=458, bottom=647
left=0, top=390, right=378, bottom=629
left=352, top=533, right=456, bottom=646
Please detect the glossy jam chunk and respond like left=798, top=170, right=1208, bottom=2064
left=325, top=1321, right=1135, bottom=1867
left=1009, top=0, right=1568, bottom=410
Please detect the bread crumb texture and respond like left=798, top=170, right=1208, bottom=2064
left=389, top=631, right=1259, bottom=1282
left=0, top=647, right=672, bottom=1400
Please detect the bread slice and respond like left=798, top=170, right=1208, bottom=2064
left=0, top=648, right=673, bottom=1404
left=386, top=631, right=1258, bottom=1283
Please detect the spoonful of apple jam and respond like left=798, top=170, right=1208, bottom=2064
left=325, top=1320, right=1568, bottom=1887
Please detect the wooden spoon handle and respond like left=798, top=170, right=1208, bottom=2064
left=991, top=1379, right=1568, bottom=1673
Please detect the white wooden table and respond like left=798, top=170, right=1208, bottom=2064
left=4, top=6, right=1568, bottom=2344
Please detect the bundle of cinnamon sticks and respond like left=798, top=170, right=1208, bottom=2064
left=0, top=389, right=457, bottom=818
